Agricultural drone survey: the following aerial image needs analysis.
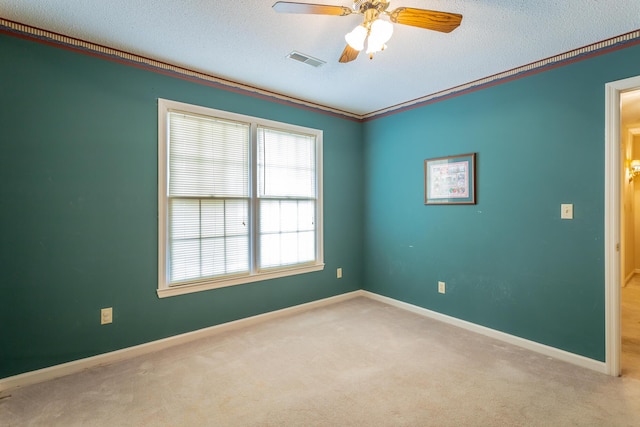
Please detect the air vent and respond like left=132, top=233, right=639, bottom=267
left=286, top=51, right=326, bottom=68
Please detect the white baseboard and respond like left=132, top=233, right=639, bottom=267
left=0, top=290, right=365, bottom=396
left=362, top=291, right=607, bottom=374
left=623, top=269, right=640, bottom=287
left=1, top=288, right=608, bottom=396
left=624, top=271, right=634, bottom=286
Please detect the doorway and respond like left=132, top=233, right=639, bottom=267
left=605, top=75, right=640, bottom=377
left=621, top=89, right=640, bottom=378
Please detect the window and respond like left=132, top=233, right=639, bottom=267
left=158, top=99, right=323, bottom=297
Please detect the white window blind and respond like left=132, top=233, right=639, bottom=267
left=168, top=112, right=249, bottom=197
left=258, top=127, right=316, bottom=269
left=257, top=127, right=316, bottom=198
left=168, top=112, right=250, bottom=283
left=158, top=99, right=324, bottom=297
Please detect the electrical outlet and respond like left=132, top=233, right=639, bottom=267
left=337, top=268, right=342, bottom=279
left=101, top=307, right=113, bottom=325
left=438, top=281, right=446, bottom=294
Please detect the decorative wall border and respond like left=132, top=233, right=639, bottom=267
left=367, top=29, right=640, bottom=120
left=0, top=18, right=361, bottom=121
left=0, top=17, right=639, bottom=122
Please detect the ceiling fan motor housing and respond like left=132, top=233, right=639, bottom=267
left=352, top=0, right=390, bottom=13
left=272, top=1, right=463, bottom=63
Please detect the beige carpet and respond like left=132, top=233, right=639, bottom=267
left=2, top=297, right=640, bottom=426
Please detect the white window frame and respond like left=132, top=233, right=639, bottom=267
left=157, top=99, right=324, bottom=298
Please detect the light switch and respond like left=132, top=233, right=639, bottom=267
left=101, top=307, right=113, bottom=325
left=561, top=204, right=573, bottom=220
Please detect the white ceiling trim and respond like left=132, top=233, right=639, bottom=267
left=367, top=29, right=640, bottom=120
left=0, top=18, right=361, bottom=121
left=2, top=18, right=639, bottom=122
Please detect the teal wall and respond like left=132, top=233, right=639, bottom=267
left=363, top=44, right=640, bottom=361
left=2, top=28, right=639, bottom=379
left=0, top=33, right=364, bottom=378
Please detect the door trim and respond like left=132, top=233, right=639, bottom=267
left=605, top=75, right=640, bottom=376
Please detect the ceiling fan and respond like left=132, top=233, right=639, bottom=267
left=272, top=0, right=462, bottom=63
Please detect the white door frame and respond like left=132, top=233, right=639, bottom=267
left=605, top=75, right=640, bottom=376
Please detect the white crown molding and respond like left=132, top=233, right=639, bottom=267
left=1, top=18, right=639, bottom=121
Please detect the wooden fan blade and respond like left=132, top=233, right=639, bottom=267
left=273, top=2, right=352, bottom=16
left=338, top=45, right=360, bottom=63
left=388, top=8, right=462, bottom=33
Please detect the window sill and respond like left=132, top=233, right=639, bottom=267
left=157, top=263, right=326, bottom=298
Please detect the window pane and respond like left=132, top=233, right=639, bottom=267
left=225, top=236, right=249, bottom=273
left=170, top=239, right=201, bottom=282
left=224, top=199, right=248, bottom=236
left=260, top=234, right=280, bottom=269
left=200, top=200, right=225, bottom=238
left=201, top=237, right=226, bottom=277
left=297, top=201, right=315, bottom=231
left=280, top=201, right=298, bottom=232
left=258, top=199, right=316, bottom=269
left=169, top=198, right=249, bottom=282
left=169, top=112, right=249, bottom=197
left=259, top=230, right=316, bottom=269
left=298, top=231, right=315, bottom=262
left=201, top=236, right=248, bottom=277
left=257, top=127, right=316, bottom=197
left=280, top=233, right=298, bottom=265
left=170, top=199, right=201, bottom=240
left=260, top=200, right=281, bottom=233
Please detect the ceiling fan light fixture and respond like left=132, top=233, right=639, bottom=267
left=370, top=18, right=393, bottom=44
left=366, top=38, right=387, bottom=58
left=366, top=19, right=392, bottom=59
left=345, top=24, right=367, bottom=51
left=272, top=1, right=462, bottom=64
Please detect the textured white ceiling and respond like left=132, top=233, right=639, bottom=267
left=1, top=0, right=639, bottom=115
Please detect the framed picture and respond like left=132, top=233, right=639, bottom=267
left=424, top=153, right=476, bottom=205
